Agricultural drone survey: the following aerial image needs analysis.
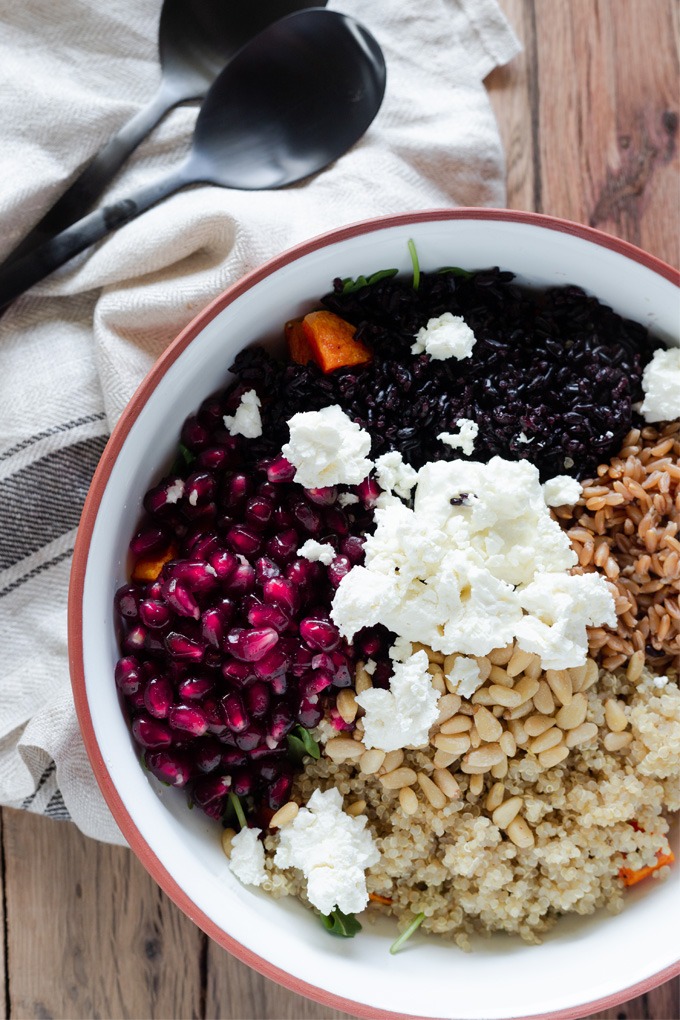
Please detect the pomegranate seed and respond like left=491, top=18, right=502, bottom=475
left=245, top=682, right=270, bottom=718
left=328, top=555, right=352, bottom=588
left=323, top=507, right=349, bottom=536
left=300, top=617, right=340, bottom=652
left=224, top=560, right=255, bottom=596
left=221, top=749, right=248, bottom=767
left=139, top=599, right=172, bottom=629
left=181, top=415, right=211, bottom=450
left=245, top=496, right=274, bottom=526
left=162, top=578, right=200, bottom=620
left=185, top=471, right=216, bottom=506
left=164, top=632, right=205, bottom=661
left=356, top=476, right=381, bottom=508
left=192, top=773, right=231, bottom=808
left=262, top=576, right=298, bottom=614
left=126, top=688, right=146, bottom=710
left=196, top=446, right=232, bottom=471
left=168, top=703, right=209, bottom=736
left=171, top=561, right=218, bottom=593
left=270, top=673, right=289, bottom=695
left=145, top=750, right=192, bottom=787
left=221, top=659, right=254, bottom=688
left=255, top=556, right=280, bottom=582
left=123, top=625, right=147, bottom=653
left=266, top=529, right=299, bottom=564
left=187, top=531, right=220, bottom=560
left=144, top=476, right=185, bottom=515
left=285, top=558, right=320, bottom=588
left=273, top=505, right=295, bottom=528
left=115, top=656, right=142, bottom=696
left=143, top=674, right=174, bottom=718
left=202, top=696, right=228, bottom=734
left=357, top=631, right=383, bottom=658
left=209, top=549, right=238, bottom=581
left=247, top=602, right=290, bottom=633
left=226, top=524, right=262, bottom=558
left=291, top=643, right=314, bottom=676
left=115, top=585, right=139, bottom=619
left=226, top=626, right=279, bottom=662
left=232, top=770, right=255, bottom=796
left=132, top=714, right=172, bottom=748
left=330, top=652, right=353, bottom=688
left=129, top=524, right=168, bottom=556
left=235, top=723, right=266, bottom=751
left=267, top=774, right=293, bottom=810
left=341, top=535, right=365, bottom=564
left=147, top=580, right=163, bottom=600
left=178, top=676, right=214, bottom=701
left=292, top=500, right=322, bottom=534
left=269, top=702, right=295, bottom=741
left=198, top=607, right=222, bottom=648
left=305, top=486, right=338, bottom=506
left=198, top=395, right=224, bottom=428
left=266, top=456, right=296, bottom=483
left=222, top=692, right=249, bottom=732
left=300, top=670, right=333, bottom=699
left=223, top=473, right=251, bottom=508
left=297, top=697, right=323, bottom=728
left=253, top=645, right=289, bottom=681
left=193, top=738, right=223, bottom=773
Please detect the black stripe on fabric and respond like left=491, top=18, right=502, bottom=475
left=44, top=787, right=70, bottom=820
left=0, top=435, right=107, bottom=570
left=0, top=546, right=73, bottom=599
left=0, top=412, right=107, bottom=462
left=20, top=759, right=56, bottom=810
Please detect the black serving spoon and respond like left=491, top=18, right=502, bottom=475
left=0, top=9, right=385, bottom=311
left=4, top=0, right=327, bottom=265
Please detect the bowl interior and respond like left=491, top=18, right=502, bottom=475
left=75, top=212, right=680, bottom=1020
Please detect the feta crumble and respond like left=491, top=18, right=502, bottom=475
left=229, top=827, right=267, bottom=887
left=338, top=492, right=359, bottom=507
left=273, top=788, right=379, bottom=916
left=411, top=312, right=477, bottom=361
left=364, top=658, right=377, bottom=675
left=446, top=657, right=483, bottom=699
left=166, top=478, right=184, bottom=504
left=639, top=346, right=680, bottom=423
left=298, top=539, right=336, bottom=566
left=223, top=388, right=262, bottom=439
left=355, top=651, right=440, bottom=752
left=389, top=635, right=414, bottom=662
left=517, top=432, right=533, bottom=444
left=542, top=474, right=582, bottom=507
left=282, top=405, right=372, bottom=488
left=438, top=418, right=479, bottom=457
left=374, top=450, right=418, bottom=500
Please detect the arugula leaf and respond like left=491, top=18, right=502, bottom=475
left=171, top=442, right=196, bottom=473
left=320, top=908, right=363, bottom=938
left=341, top=267, right=398, bottom=294
left=437, top=265, right=473, bottom=278
left=407, top=239, right=420, bottom=290
left=286, top=725, right=321, bottom=762
left=389, top=912, right=425, bottom=954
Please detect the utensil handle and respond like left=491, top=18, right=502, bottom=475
left=4, top=85, right=174, bottom=266
left=0, top=168, right=186, bottom=311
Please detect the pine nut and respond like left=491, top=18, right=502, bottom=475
left=469, top=726, right=481, bottom=748
left=565, top=722, right=599, bottom=748
left=326, top=736, right=365, bottom=760
left=524, top=714, right=556, bottom=737
left=545, top=669, right=573, bottom=707
left=626, top=650, right=645, bottom=682
left=507, top=719, right=528, bottom=746
left=604, top=731, right=633, bottom=752
left=506, top=647, right=534, bottom=676
left=492, top=795, right=523, bottom=829
left=359, top=748, right=386, bottom=775
left=504, top=700, right=533, bottom=720
left=490, top=757, right=508, bottom=778
left=221, top=827, right=236, bottom=857
left=533, top=681, right=555, bottom=714
left=489, top=665, right=513, bottom=687
left=523, top=655, right=543, bottom=680
left=355, top=662, right=373, bottom=694
left=433, top=768, right=461, bottom=800
left=468, top=773, right=485, bottom=796
left=499, top=730, right=516, bottom=757
left=506, top=815, right=535, bottom=848
left=440, top=714, right=473, bottom=734
left=437, top=693, right=461, bottom=722
left=462, top=743, right=505, bottom=772
left=569, top=663, right=588, bottom=691
left=269, top=801, right=299, bottom=828
left=471, top=688, right=496, bottom=706
left=336, top=689, right=358, bottom=724
left=555, top=693, right=588, bottom=730
left=380, top=767, right=418, bottom=789
left=473, top=705, right=504, bottom=742
left=432, top=733, right=471, bottom=755
left=433, top=749, right=458, bottom=768
left=488, top=643, right=514, bottom=665
left=429, top=665, right=447, bottom=693
left=474, top=656, right=492, bottom=681
left=417, top=772, right=447, bottom=808
left=488, top=685, right=523, bottom=708
left=443, top=653, right=459, bottom=676
left=380, top=750, right=404, bottom=774
left=514, top=676, right=540, bottom=703
left=529, top=727, right=563, bottom=754
left=399, top=786, right=419, bottom=815
left=583, top=658, right=599, bottom=690
left=604, top=699, right=628, bottom=732
left=418, top=644, right=444, bottom=664
left=345, top=799, right=366, bottom=817
left=538, top=743, right=569, bottom=768
left=486, top=782, right=505, bottom=812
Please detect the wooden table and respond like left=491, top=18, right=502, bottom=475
left=3, top=1, right=678, bottom=1017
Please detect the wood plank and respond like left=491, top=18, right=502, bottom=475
left=3, top=807, right=204, bottom=1019
left=0, top=811, right=6, bottom=1020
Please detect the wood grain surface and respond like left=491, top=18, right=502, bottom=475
left=3, top=1, right=678, bottom=1018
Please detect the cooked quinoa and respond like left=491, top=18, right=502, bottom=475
left=258, top=666, right=678, bottom=946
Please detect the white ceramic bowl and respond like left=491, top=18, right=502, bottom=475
left=70, top=210, right=680, bottom=1020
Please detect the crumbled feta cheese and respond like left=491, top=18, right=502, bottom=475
left=389, top=636, right=413, bottom=662
left=438, top=418, right=479, bottom=457
left=652, top=675, right=670, bottom=690
left=515, top=572, right=617, bottom=670
left=273, top=788, right=379, bottom=916
left=223, top=388, right=262, bottom=439
left=188, top=490, right=198, bottom=506
left=338, top=492, right=359, bottom=507
left=166, top=478, right=184, bottom=504
left=446, top=657, right=483, bottom=699
left=355, top=651, right=440, bottom=751
left=298, top=539, right=336, bottom=566
left=374, top=450, right=418, bottom=500
left=542, top=475, right=582, bottom=507
left=517, top=432, right=533, bottom=444
left=282, top=405, right=372, bottom=488
left=331, top=456, right=615, bottom=667
left=639, top=346, right=680, bottom=423
left=364, top=658, right=377, bottom=675
left=229, top=827, right=267, bottom=887
left=411, top=312, right=477, bottom=361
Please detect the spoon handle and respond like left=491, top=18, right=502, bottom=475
left=3, top=84, right=176, bottom=267
left=0, top=167, right=188, bottom=311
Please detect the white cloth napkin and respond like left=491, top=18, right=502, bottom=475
left=0, top=0, right=520, bottom=844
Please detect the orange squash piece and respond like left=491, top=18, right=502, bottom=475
left=619, top=849, right=675, bottom=887
left=131, top=543, right=177, bottom=582
left=368, top=892, right=393, bottom=906
left=285, top=318, right=314, bottom=365
left=301, top=310, right=372, bottom=374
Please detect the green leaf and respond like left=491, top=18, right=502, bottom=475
left=437, top=265, right=473, bottom=278
left=286, top=725, right=321, bottom=762
left=228, top=792, right=248, bottom=831
left=389, top=912, right=425, bottom=954
left=320, top=908, right=363, bottom=938
left=341, top=268, right=398, bottom=294
left=407, top=239, right=420, bottom=291
left=171, top=442, right=196, bottom=473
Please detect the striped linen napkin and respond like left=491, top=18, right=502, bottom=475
left=0, top=0, right=520, bottom=843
